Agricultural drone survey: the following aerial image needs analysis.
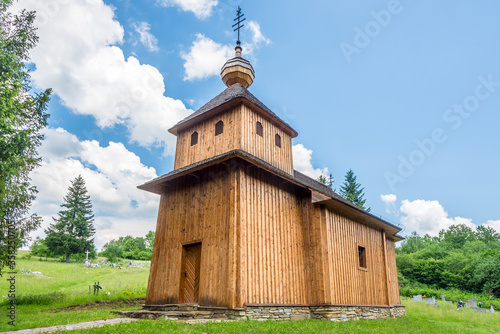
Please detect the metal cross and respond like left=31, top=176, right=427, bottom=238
left=232, top=6, right=246, bottom=46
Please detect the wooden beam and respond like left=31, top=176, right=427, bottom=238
left=381, top=229, right=391, bottom=306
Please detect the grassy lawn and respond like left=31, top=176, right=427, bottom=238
left=64, top=300, right=500, bottom=334
left=0, top=252, right=149, bottom=332
left=1, top=252, right=499, bottom=333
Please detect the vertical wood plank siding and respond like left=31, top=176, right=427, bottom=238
left=146, top=164, right=234, bottom=307
left=385, top=239, right=401, bottom=305
left=173, top=104, right=294, bottom=175
left=320, top=206, right=400, bottom=306
left=241, top=166, right=310, bottom=305
left=146, top=163, right=401, bottom=308
left=239, top=104, right=293, bottom=175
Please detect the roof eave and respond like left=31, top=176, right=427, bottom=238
left=138, top=150, right=401, bottom=240
left=168, top=97, right=298, bottom=138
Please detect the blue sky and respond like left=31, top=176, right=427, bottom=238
left=11, top=0, right=500, bottom=249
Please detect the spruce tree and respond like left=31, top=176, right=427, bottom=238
left=339, top=169, right=371, bottom=212
left=45, top=175, right=96, bottom=262
left=317, top=173, right=334, bottom=189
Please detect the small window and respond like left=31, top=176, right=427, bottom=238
left=215, top=121, right=224, bottom=136
left=191, top=131, right=198, bottom=146
left=256, top=121, right=263, bottom=137
left=275, top=134, right=281, bottom=148
left=358, top=246, right=366, bottom=269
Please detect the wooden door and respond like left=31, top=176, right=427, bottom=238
left=179, top=243, right=202, bottom=303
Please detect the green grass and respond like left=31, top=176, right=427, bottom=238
left=1, top=253, right=500, bottom=333
left=63, top=299, right=500, bottom=334
left=0, top=251, right=149, bottom=332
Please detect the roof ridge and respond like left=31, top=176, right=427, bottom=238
left=168, top=84, right=297, bottom=137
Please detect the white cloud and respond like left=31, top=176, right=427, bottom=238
left=132, top=21, right=159, bottom=52
left=292, top=144, right=329, bottom=180
left=399, top=199, right=476, bottom=237
left=157, top=0, right=218, bottom=19
left=30, top=128, right=160, bottom=250
left=181, top=22, right=271, bottom=81
left=381, top=193, right=398, bottom=215
left=484, top=220, right=500, bottom=234
left=181, top=33, right=233, bottom=81
left=381, top=194, right=397, bottom=204
left=241, top=21, right=271, bottom=56
left=11, top=0, right=191, bottom=155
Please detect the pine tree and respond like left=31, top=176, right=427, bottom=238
left=317, top=173, right=334, bottom=189
left=45, top=175, right=96, bottom=262
left=339, top=169, right=371, bottom=212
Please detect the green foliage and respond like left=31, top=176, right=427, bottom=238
left=45, top=175, right=96, bottom=263
left=397, top=224, right=500, bottom=297
left=0, top=0, right=51, bottom=276
left=99, top=231, right=154, bottom=261
left=30, top=236, right=53, bottom=258
left=145, top=230, right=155, bottom=252
left=317, top=173, right=334, bottom=189
left=339, top=169, right=370, bottom=212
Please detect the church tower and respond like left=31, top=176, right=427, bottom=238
left=137, top=7, right=404, bottom=321
left=169, top=34, right=297, bottom=175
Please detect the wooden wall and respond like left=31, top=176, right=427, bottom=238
left=146, top=164, right=237, bottom=307
left=240, top=166, right=312, bottom=305
left=316, top=206, right=400, bottom=306
left=146, top=161, right=401, bottom=308
left=173, top=103, right=294, bottom=175
left=386, top=239, right=401, bottom=305
left=239, top=104, right=294, bottom=175
left=174, top=106, right=241, bottom=170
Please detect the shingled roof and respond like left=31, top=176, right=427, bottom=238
left=138, top=149, right=403, bottom=241
left=168, top=84, right=298, bottom=137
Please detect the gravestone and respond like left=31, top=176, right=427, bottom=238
left=465, top=297, right=478, bottom=309
left=412, top=295, right=422, bottom=302
left=84, top=250, right=90, bottom=268
left=425, top=296, right=439, bottom=307
left=441, top=294, right=446, bottom=302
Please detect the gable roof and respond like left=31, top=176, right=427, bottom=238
left=138, top=149, right=403, bottom=241
left=168, top=84, right=298, bottom=137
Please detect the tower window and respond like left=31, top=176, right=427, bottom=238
left=275, top=134, right=281, bottom=148
left=358, top=246, right=367, bottom=269
left=215, top=121, right=224, bottom=136
left=191, top=131, right=198, bottom=146
left=256, top=121, right=263, bottom=137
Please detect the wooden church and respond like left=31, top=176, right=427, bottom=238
left=138, top=11, right=405, bottom=321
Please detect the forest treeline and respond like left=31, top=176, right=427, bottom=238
left=396, top=224, right=500, bottom=298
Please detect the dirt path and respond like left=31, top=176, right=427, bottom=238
left=47, top=298, right=146, bottom=312
left=1, top=318, right=137, bottom=334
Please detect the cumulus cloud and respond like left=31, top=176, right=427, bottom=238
left=484, top=220, right=500, bottom=234
left=399, top=199, right=476, bottom=237
left=132, top=21, right=159, bottom=52
left=181, top=22, right=271, bottom=81
left=30, top=128, right=160, bottom=250
left=181, top=33, right=233, bottom=81
left=292, top=144, right=329, bottom=180
left=381, top=194, right=398, bottom=215
left=241, top=21, right=271, bottom=56
left=11, top=0, right=191, bottom=155
left=157, top=0, right=218, bottom=19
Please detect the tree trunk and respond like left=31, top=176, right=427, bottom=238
left=66, top=252, right=70, bottom=263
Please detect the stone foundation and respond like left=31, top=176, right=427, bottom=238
left=116, top=304, right=405, bottom=321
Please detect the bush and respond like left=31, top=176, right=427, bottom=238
left=400, top=286, right=499, bottom=311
